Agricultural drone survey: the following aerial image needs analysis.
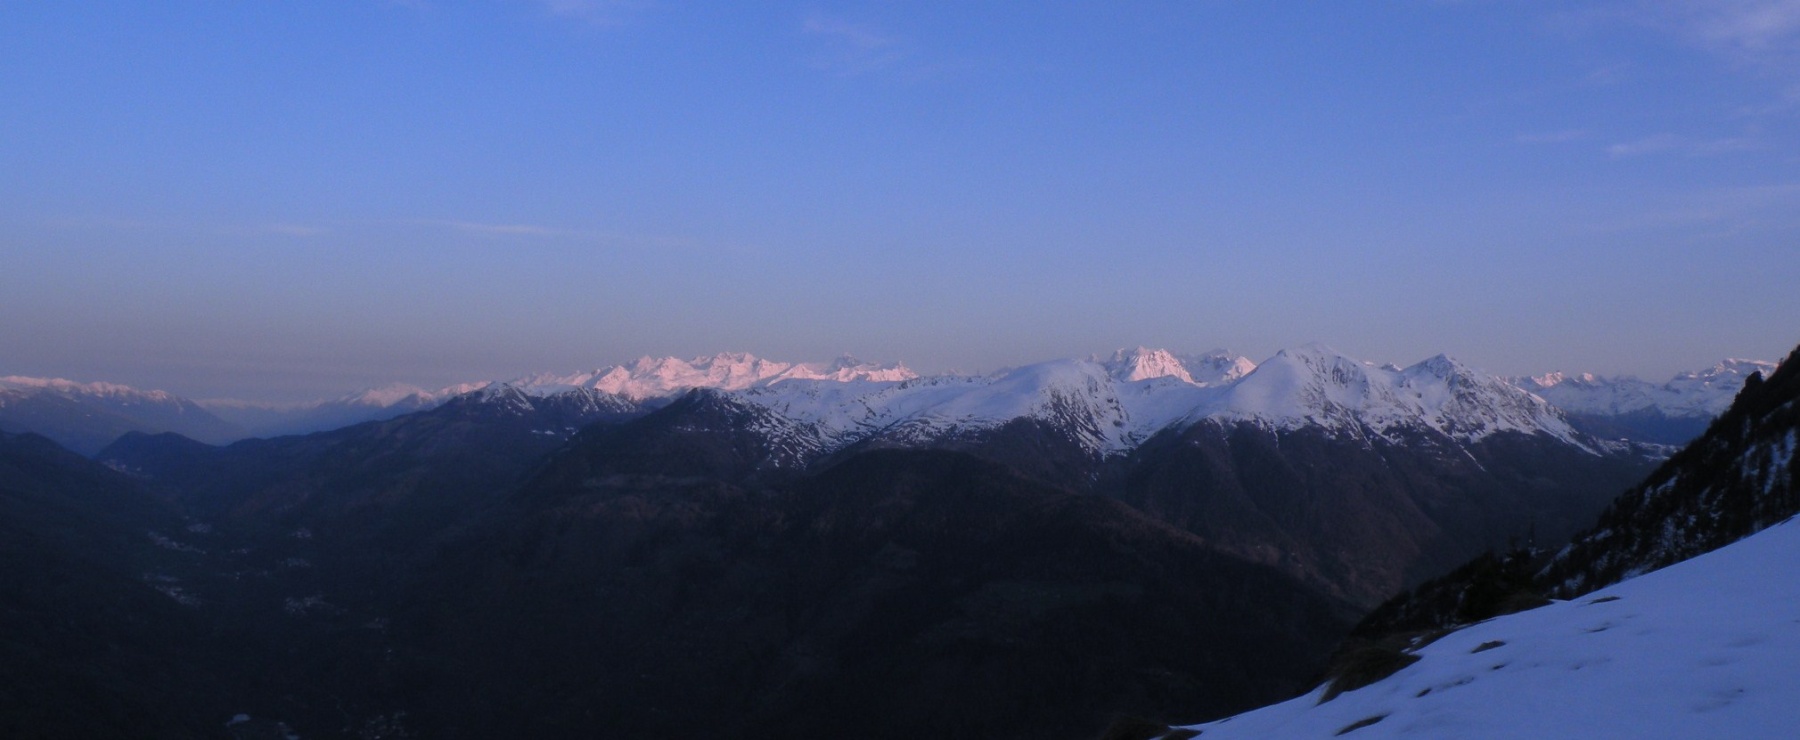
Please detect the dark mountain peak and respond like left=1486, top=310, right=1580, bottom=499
left=97, top=430, right=216, bottom=461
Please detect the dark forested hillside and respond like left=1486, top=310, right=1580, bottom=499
left=0, top=433, right=231, bottom=738
left=393, top=448, right=1355, bottom=740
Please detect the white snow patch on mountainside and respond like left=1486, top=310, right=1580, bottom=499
left=1176, top=516, right=1800, bottom=739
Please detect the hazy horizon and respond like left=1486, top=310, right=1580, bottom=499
left=5, top=2, right=1797, bottom=402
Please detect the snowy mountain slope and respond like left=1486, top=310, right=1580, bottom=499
left=1518, top=359, right=1776, bottom=418
left=1172, top=516, right=1800, bottom=740
left=735, top=360, right=1143, bottom=453
left=719, top=345, right=1595, bottom=464
left=1187, top=345, right=1584, bottom=447
left=506, top=352, right=916, bottom=400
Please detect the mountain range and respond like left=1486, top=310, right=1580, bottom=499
left=0, top=342, right=1789, bottom=738
left=2, top=348, right=1768, bottom=455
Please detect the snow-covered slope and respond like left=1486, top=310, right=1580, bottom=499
left=1516, top=359, right=1776, bottom=419
left=1188, top=345, right=1583, bottom=447
left=738, top=359, right=1142, bottom=453
left=1173, top=516, right=1800, bottom=739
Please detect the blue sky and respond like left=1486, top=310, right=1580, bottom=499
left=3, top=1, right=1797, bottom=401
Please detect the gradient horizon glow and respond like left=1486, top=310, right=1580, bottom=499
left=3, top=1, right=1797, bottom=401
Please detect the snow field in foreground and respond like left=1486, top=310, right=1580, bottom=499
left=1183, top=518, right=1800, bottom=739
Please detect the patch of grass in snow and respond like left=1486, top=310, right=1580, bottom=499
left=1321, top=636, right=1422, bottom=702
left=1471, top=640, right=1506, bottom=653
left=1335, top=713, right=1388, bottom=735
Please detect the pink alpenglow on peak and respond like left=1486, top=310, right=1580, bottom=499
left=1097, top=347, right=1258, bottom=386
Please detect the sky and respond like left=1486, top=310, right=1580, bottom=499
left=2, top=1, right=1798, bottom=402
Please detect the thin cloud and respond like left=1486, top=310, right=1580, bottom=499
left=802, top=16, right=905, bottom=76
left=1687, top=0, right=1800, bottom=53
left=1607, top=133, right=1763, bottom=158
left=1551, top=3, right=1800, bottom=86
left=1603, top=1, right=1800, bottom=70
left=438, top=220, right=569, bottom=237
left=1517, top=129, right=1589, bottom=144
left=1584, top=182, right=1800, bottom=235
left=1607, top=133, right=1683, bottom=158
left=1585, top=63, right=1631, bottom=85
left=264, top=223, right=329, bottom=237
left=535, top=0, right=643, bottom=28
left=412, top=219, right=738, bottom=252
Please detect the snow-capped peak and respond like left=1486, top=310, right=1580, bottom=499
left=1181, top=349, right=1259, bottom=385
left=1095, top=347, right=1257, bottom=387
left=1101, top=347, right=1195, bottom=384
